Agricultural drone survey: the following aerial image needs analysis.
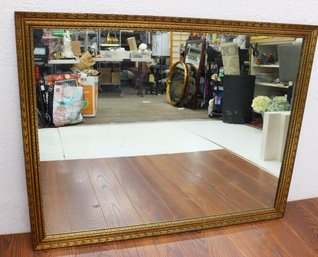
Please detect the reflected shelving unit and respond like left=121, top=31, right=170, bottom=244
left=250, top=37, right=295, bottom=97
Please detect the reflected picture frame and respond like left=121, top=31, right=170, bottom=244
left=185, top=39, right=206, bottom=71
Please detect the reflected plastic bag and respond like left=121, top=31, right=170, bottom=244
left=53, top=80, right=84, bottom=126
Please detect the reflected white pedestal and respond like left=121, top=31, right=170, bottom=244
left=260, top=111, right=290, bottom=161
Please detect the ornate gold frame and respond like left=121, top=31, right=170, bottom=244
left=14, top=12, right=317, bottom=250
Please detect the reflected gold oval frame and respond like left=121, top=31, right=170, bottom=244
left=14, top=11, right=318, bottom=250
left=166, top=61, right=188, bottom=105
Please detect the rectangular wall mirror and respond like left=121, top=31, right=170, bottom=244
left=15, top=12, right=317, bottom=250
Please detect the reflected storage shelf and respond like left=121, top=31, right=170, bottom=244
left=253, top=64, right=279, bottom=68
left=255, top=82, right=291, bottom=89
left=100, top=43, right=120, bottom=47
left=48, top=58, right=80, bottom=65
left=250, top=37, right=296, bottom=97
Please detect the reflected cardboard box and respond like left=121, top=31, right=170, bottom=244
left=81, top=76, right=98, bottom=117
left=71, top=41, right=81, bottom=57
left=98, top=67, right=112, bottom=84
left=111, top=71, right=120, bottom=84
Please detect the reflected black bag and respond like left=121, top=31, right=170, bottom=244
left=181, top=63, right=199, bottom=109
left=37, top=84, right=54, bottom=127
left=182, top=75, right=198, bottom=109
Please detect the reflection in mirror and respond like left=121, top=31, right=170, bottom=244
left=184, top=39, right=205, bottom=70
left=34, top=29, right=302, bottom=236
left=166, top=61, right=188, bottom=105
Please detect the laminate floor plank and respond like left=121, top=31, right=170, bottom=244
left=105, top=157, right=176, bottom=224
left=209, top=150, right=278, bottom=189
left=112, top=237, right=161, bottom=257
left=40, top=150, right=278, bottom=235
left=282, top=198, right=318, bottom=254
left=40, top=161, right=72, bottom=235
left=225, top=219, right=316, bottom=257
left=58, top=160, right=109, bottom=232
left=298, top=197, right=318, bottom=216
left=173, top=150, right=277, bottom=207
left=153, top=230, right=246, bottom=257
left=130, top=155, right=208, bottom=219
left=169, top=153, right=274, bottom=211
left=0, top=233, right=34, bottom=257
left=147, top=154, right=239, bottom=215
left=84, top=158, right=143, bottom=228
left=207, top=150, right=278, bottom=194
left=2, top=198, right=318, bottom=257
left=147, top=154, right=255, bottom=214
left=210, top=150, right=278, bottom=192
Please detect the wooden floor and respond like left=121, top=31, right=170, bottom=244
left=1, top=197, right=318, bottom=257
left=40, top=149, right=278, bottom=235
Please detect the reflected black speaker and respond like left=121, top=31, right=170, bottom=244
left=222, top=75, right=255, bottom=124
left=278, top=43, right=302, bottom=84
left=278, top=43, right=302, bottom=102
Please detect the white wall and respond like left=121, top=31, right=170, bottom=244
left=1, top=0, right=318, bottom=235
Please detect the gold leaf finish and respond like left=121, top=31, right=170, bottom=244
left=14, top=11, right=318, bottom=250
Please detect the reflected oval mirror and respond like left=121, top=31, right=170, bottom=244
left=14, top=12, right=317, bottom=250
left=166, top=61, right=188, bottom=105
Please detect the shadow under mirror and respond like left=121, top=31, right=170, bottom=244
left=34, top=28, right=302, bottom=236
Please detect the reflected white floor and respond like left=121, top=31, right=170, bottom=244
left=38, top=120, right=281, bottom=177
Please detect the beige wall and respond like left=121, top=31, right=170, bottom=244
left=170, top=32, right=190, bottom=66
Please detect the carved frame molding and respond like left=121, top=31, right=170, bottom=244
left=14, top=12, right=318, bottom=250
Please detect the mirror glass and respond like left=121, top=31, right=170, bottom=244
left=184, top=39, right=205, bottom=69
left=167, top=61, right=188, bottom=105
left=33, top=28, right=302, bottom=236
